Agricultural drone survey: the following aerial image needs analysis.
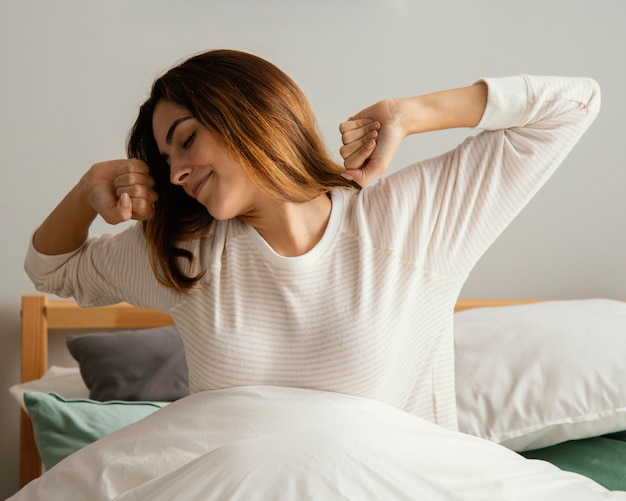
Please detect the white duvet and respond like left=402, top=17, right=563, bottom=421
left=10, top=386, right=625, bottom=500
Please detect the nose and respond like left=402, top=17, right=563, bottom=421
left=170, top=162, right=192, bottom=186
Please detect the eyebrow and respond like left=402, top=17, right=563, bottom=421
left=165, top=116, right=194, bottom=144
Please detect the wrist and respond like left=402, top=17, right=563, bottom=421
left=400, top=82, right=488, bottom=135
left=75, top=172, right=99, bottom=221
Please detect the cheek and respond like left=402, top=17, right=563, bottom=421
left=234, top=162, right=256, bottom=185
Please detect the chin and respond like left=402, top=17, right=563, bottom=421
left=210, top=214, right=234, bottom=222
left=204, top=199, right=250, bottom=222
left=206, top=207, right=238, bottom=221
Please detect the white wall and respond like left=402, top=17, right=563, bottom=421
left=1, top=0, right=624, bottom=496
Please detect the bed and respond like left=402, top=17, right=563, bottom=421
left=10, top=294, right=626, bottom=500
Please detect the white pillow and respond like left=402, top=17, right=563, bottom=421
left=454, top=299, right=626, bottom=451
left=10, top=366, right=89, bottom=413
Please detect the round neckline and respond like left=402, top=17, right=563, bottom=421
left=242, top=190, right=344, bottom=269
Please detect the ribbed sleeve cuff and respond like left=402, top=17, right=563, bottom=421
left=474, top=75, right=529, bottom=131
left=24, top=234, right=84, bottom=284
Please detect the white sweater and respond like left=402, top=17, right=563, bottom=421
left=25, top=75, right=600, bottom=430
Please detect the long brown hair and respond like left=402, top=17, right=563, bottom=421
left=127, top=49, right=358, bottom=291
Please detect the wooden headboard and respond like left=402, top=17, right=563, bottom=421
left=19, top=294, right=540, bottom=487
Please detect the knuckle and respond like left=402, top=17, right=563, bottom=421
left=129, top=158, right=148, bottom=169
left=344, top=157, right=357, bottom=170
left=134, top=198, right=147, bottom=209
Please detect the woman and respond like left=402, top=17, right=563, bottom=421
left=25, top=50, right=600, bottom=431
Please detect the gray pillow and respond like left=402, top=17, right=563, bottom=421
left=66, top=326, right=189, bottom=402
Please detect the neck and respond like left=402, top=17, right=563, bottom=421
left=240, top=193, right=332, bottom=257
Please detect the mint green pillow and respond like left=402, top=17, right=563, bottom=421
left=24, top=392, right=167, bottom=470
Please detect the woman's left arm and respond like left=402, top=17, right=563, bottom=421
left=339, top=82, right=488, bottom=186
left=341, top=76, right=601, bottom=278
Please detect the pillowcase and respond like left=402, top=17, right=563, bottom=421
left=455, top=299, right=626, bottom=452
left=66, top=326, right=189, bottom=402
left=23, top=391, right=167, bottom=470
left=10, top=366, right=89, bottom=412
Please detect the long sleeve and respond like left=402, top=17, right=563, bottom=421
left=24, top=222, right=179, bottom=311
left=357, top=75, right=601, bottom=278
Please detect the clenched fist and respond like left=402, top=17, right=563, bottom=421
left=82, top=159, right=158, bottom=224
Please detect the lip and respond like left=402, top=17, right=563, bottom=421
left=192, top=173, right=211, bottom=199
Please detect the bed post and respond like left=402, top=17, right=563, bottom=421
left=20, top=295, right=47, bottom=486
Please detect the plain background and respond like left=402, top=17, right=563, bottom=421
left=1, top=0, right=624, bottom=496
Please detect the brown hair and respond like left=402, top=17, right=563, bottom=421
left=127, top=49, right=359, bottom=291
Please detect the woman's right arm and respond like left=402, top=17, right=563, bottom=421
left=32, top=159, right=157, bottom=255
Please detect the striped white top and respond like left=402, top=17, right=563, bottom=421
left=26, top=75, right=600, bottom=430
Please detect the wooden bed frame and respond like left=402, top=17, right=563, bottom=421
left=19, top=294, right=540, bottom=487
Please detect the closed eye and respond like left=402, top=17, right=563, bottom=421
left=182, top=132, right=196, bottom=150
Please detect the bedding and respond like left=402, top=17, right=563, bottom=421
left=10, top=370, right=167, bottom=469
left=12, top=369, right=626, bottom=493
left=10, top=366, right=89, bottom=409
left=455, top=299, right=626, bottom=451
left=23, top=392, right=166, bottom=470
left=13, top=296, right=626, bottom=497
left=8, top=386, right=624, bottom=500
left=521, top=431, right=626, bottom=492
left=66, top=325, right=188, bottom=401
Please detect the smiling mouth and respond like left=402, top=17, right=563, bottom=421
left=192, top=173, right=212, bottom=199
